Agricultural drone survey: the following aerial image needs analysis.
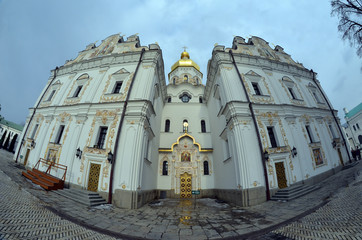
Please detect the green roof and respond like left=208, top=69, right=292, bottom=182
left=0, top=118, right=24, bottom=131
left=345, top=102, right=362, bottom=119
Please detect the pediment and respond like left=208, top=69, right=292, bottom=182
left=77, top=73, right=89, bottom=80
left=112, top=68, right=129, bottom=75
left=245, top=70, right=262, bottom=78
left=52, top=80, right=61, bottom=86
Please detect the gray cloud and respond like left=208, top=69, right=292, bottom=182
left=0, top=0, right=361, bottom=124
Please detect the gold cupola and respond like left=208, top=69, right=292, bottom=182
left=170, top=50, right=200, bottom=72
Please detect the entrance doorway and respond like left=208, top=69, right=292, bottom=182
left=180, top=172, right=192, bottom=198
left=24, top=149, right=30, bottom=166
left=275, top=162, right=287, bottom=189
left=337, top=148, right=344, bottom=166
left=87, top=163, right=101, bottom=192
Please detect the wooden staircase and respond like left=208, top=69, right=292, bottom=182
left=22, top=158, right=67, bottom=191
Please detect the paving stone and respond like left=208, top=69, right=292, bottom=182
left=1, top=150, right=362, bottom=240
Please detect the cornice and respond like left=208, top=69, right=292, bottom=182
left=55, top=51, right=146, bottom=77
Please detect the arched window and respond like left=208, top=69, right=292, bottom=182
left=196, top=78, right=199, bottom=85
left=162, top=161, right=168, bottom=175
left=165, top=119, right=170, bottom=132
left=183, top=120, right=188, bottom=133
left=203, top=161, right=209, bottom=175
left=184, top=75, right=188, bottom=82
left=199, top=97, right=203, bottom=103
left=173, top=78, right=176, bottom=85
left=359, top=135, right=362, bottom=144
left=201, top=120, right=206, bottom=133
left=180, top=93, right=191, bottom=103
left=167, top=97, right=171, bottom=103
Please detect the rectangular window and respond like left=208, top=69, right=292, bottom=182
left=113, top=82, right=123, bottom=94
left=55, top=125, right=65, bottom=144
left=267, top=127, right=278, bottom=148
left=224, top=139, right=231, bottom=159
left=313, top=92, right=321, bottom=103
left=288, top=87, right=296, bottom=99
left=30, top=124, right=39, bottom=139
left=252, top=82, right=262, bottom=95
left=47, top=90, right=56, bottom=101
left=306, top=125, right=314, bottom=143
left=73, top=85, right=83, bottom=97
left=201, top=120, right=206, bottom=133
left=329, top=124, right=337, bottom=138
left=96, top=127, right=108, bottom=149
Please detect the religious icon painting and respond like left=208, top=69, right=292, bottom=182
left=181, top=151, right=191, bottom=162
left=313, top=148, right=324, bottom=166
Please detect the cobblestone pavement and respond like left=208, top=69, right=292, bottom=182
left=0, top=149, right=361, bottom=240
left=266, top=169, right=362, bottom=240
left=0, top=167, right=118, bottom=240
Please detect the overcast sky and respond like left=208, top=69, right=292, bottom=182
left=0, top=0, right=361, bottom=125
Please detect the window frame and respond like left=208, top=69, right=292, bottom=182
left=30, top=124, right=39, bottom=139
left=203, top=161, right=209, bottom=175
left=306, top=125, right=315, bottom=143
left=201, top=120, right=206, bottom=133
left=55, top=125, right=65, bottom=144
left=251, top=82, right=262, bottom=95
left=165, top=119, right=170, bottom=132
left=47, top=90, right=56, bottom=101
left=288, top=87, right=296, bottom=100
left=112, top=81, right=123, bottom=94
left=162, top=161, right=168, bottom=175
left=96, top=126, right=108, bottom=149
left=73, top=85, right=83, bottom=98
left=267, top=126, right=278, bottom=148
left=180, top=93, right=191, bottom=103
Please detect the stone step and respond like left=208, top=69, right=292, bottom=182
left=271, top=185, right=320, bottom=201
left=54, top=188, right=107, bottom=206
left=342, top=161, right=359, bottom=170
left=276, top=184, right=304, bottom=193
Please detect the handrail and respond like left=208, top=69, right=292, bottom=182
left=33, top=158, right=68, bottom=181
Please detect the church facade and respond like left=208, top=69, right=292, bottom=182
left=15, top=34, right=350, bottom=209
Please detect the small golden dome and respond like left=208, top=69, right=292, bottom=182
left=171, top=51, right=200, bottom=72
left=181, top=51, right=190, bottom=59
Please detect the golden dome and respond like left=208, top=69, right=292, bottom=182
left=171, top=51, right=200, bottom=72
left=181, top=51, right=190, bottom=59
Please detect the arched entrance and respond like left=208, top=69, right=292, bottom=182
left=0, top=130, right=7, bottom=148
left=180, top=172, right=192, bottom=198
left=8, top=134, right=18, bottom=153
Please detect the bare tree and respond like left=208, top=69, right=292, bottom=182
left=331, top=0, right=362, bottom=57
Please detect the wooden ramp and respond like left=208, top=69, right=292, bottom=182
left=22, top=158, right=67, bottom=191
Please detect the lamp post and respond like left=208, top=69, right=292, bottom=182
left=291, top=146, right=297, bottom=157
left=263, top=150, right=269, bottom=161
left=75, top=147, right=82, bottom=159
left=30, top=139, right=36, bottom=148
left=332, top=140, right=337, bottom=149
left=107, top=151, right=113, bottom=164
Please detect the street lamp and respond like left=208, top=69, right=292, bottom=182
left=332, top=140, right=337, bottom=148
left=30, top=139, right=36, bottom=148
left=107, top=151, right=114, bottom=164
left=76, top=147, right=82, bottom=159
left=264, top=150, right=269, bottom=161
left=291, top=146, right=297, bottom=157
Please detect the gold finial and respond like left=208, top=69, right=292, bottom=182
left=181, top=46, right=190, bottom=59
left=214, top=43, right=218, bottom=47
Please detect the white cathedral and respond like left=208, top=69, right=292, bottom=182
left=15, top=34, right=351, bottom=209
